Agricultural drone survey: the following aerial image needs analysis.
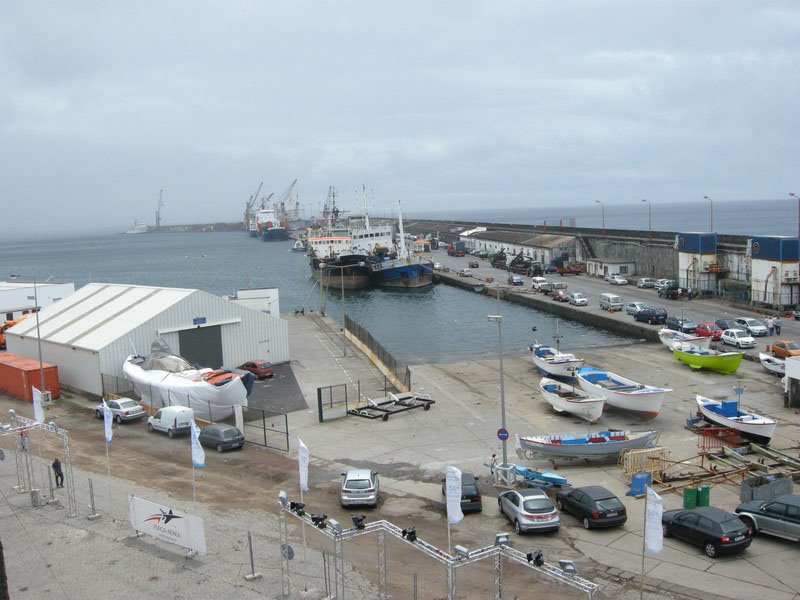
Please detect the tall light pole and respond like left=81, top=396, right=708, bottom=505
left=487, top=315, right=507, bottom=466
left=9, top=274, right=46, bottom=399
left=596, top=201, right=605, bottom=238
left=790, top=193, right=799, bottom=237
left=704, top=195, right=713, bottom=232
left=641, top=199, right=651, bottom=241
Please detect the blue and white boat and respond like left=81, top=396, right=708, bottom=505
left=696, top=395, right=776, bottom=444
left=577, top=366, right=671, bottom=416
left=515, top=430, right=660, bottom=460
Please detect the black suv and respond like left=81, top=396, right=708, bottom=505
left=665, top=316, right=697, bottom=333
left=556, top=485, right=627, bottom=529
left=634, top=307, right=667, bottom=325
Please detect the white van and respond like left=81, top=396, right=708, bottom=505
left=147, top=406, right=194, bottom=438
left=530, top=277, right=549, bottom=291
left=599, top=293, right=624, bottom=311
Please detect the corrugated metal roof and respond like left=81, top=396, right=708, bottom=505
left=467, top=230, right=574, bottom=248
left=8, top=283, right=195, bottom=351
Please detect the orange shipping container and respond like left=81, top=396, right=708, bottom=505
left=0, top=353, right=60, bottom=402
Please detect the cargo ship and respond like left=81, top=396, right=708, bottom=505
left=307, top=224, right=371, bottom=290
left=256, top=205, right=290, bottom=242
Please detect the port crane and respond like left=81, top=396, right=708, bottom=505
left=243, top=181, right=263, bottom=228
left=275, top=178, right=298, bottom=223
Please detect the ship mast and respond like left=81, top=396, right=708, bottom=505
left=362, top=185, right=371, bottom=230
left=396, top=201, right=409, bottom=259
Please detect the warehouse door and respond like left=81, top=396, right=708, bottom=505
left=179, top=326, right=223, bottom=368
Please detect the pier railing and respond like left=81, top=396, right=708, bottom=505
left=344, top=316, right=411, bottom=391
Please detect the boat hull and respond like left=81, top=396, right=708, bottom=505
left=696, top=397, right=776, bottom=444
left=516, top=431, right=660, bottom=459
left=370, top=261, right=434, bottom=288
left=539, top=378, right=604, bottom=422
left=312, top=270, right=371, bottom=290
left=261, top=227, right=290, bottom=241
left=758, top=353, right=785, bottom=376
left=530, top=345, right=584, bottom=377
left=577, top=368, right=669, bottom=416
left=658, top=329, right=711, bottom=349
left=673, top=348, right=743, bottom=374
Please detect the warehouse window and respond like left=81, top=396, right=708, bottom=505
left=619, top=266, right=629, bottom=274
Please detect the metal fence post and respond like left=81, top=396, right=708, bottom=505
left=413, top=573, right=418, bottom=600
left=323, top=550, right=330, bottom=597
left=262, top=411, right=267, bottom=447
left=243, top=530, right=262, bottom=581
left=279, top=503, right=290, bottom=598
left=87, top=478, right=100, bottom=520
left=377, top=529, right=387, bottom=599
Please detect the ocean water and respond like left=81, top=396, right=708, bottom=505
left=0, top=232, right=625, bottom=363
left=413, top=198, right=798, bottom=236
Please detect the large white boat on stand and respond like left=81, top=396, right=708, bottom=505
left=529, top=344, right=584, bottom=377
left=539, top=377, right=604, bottom=422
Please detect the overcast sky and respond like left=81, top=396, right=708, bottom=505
left=1, top=1, right=798, bottom=236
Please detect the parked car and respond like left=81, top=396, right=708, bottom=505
left=555, top=486, right=627, bottom=529
left=340, top=469, right=379, bottom=508
left=539, top=281, right=567, bottom=295
left=734, top=317, right=767, bottom=337
left=544, top=265, right=558, bottom=274
left=662, top=506, right=752, bottom=558
left=568, top=292, right=588, bottom=306
left=552, top=289, right=570, bottom=302
left=238, top=360, right=274, bottom=379
left=656, top=279, right=675, bottom=288
left=441, top=472, right=482, bottom=513
left=598, top=293, right=624, bottom=311
left=198, top=425, right=245, bottom=453
left=530, top=277, right=549, bottom=291
left=720, top=328, right=756, bottom=349
left=695, top=322, right=723, bottom=341
left=95, top=398, right=146, bottom=423
left=715, top=319, right=739, bottom=332
left=735, top=494, right=800, bottom=541
left=634, top=307, right=668, bottom=325
left=469, top=261, right=480, bottom=269
left=793, top=308, right=800, bottom=320
left=608, top=275, right=628, bottom=286
left=626, top=302, right=648, bottom=316
left=147, top=406, right=194, bottom=438
left=665, top=316, right=697, bottom=333
left=458, top=269, right=473, bottom=277
left=498, top=488, right=560, bottom=534
left=771, top=340, right=800, bottom=358
left=476, top=250, right=488, bottom=258
left=508, top=273, right=523, bottom=285
left=433, top=262, right=443, bottom=271
left=637, top=278, right=657, bottom=289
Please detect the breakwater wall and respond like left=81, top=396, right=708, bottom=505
left=436, top=272, right=659, bottom=343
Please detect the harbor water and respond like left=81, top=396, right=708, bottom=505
left=1, top=233, right=626, bottom=363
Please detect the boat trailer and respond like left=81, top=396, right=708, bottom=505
left=348, top=392, right=434, bottom=421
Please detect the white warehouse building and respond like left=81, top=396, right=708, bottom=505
left=5, top=283, right=289, bottom=396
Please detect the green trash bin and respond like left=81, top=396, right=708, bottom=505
left=697, top=483, right=710, bottom=507
left=683, top=486, right=698, bottom=509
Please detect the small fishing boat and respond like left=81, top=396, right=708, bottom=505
left=529, top=344, right=584, bottom=377
left=658, top=328, right=711, bottom=350
left=291, top=239, right=307, bottom=253
left=758, top=353, right=785, bottom=376
left=515, top=466, right=569, bottom=488
left=539, top=377, right=604, bottom=423
left=695, top=395, right=776, bottom=444
left=515, top=430, right=660, bottom=460
left=576, top=366, right=671, bottom=416
left=672, top=343, right=743, bottom=374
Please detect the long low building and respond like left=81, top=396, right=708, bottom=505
left=5, top=283, right=289, bottom=396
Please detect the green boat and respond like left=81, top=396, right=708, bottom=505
left=672, top=344, right=743, bottom=374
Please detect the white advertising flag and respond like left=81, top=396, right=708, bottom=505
left=128, top=495, right=207, bottom=555
left=32, top=387, right=45, bottom=423
left=644, top=486, right=664, bottom=554
left=190, top=419, right=205, bottom=468
left=445, top=465, right=464, bottom=525
left=298, top=438, right=309, bottom=492
left=102, top=399, right=113, bottom=444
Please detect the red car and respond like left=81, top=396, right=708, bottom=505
left=238, top=360, right=274, bottom=379
left=695, top=322, right=722, bottom=341
left=552, top=289, right=570, bottom=302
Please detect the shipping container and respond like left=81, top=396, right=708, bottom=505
left=750, top=236, right=800, bottom=262
left=676, top=232, right=717, bottom=254
left=0, top=353, right=60, bottom=402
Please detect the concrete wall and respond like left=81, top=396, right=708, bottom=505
left=750, top=259, right=800, bottom=307
left=588, top=238, right=677, bottom=279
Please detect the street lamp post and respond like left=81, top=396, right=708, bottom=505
left=10, top=274, right=46, bottom=400
left=641, top=199, right=651, bottom=241
left=595, top=201, right=605, bottom=238
left=704, top=195, right=713, bottom=232
left=790, top=193, right=799, bottom=238
left=487, top=315, right=507, bottom=466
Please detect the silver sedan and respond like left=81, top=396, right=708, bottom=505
left=498, top=489, right=560, bottom=534
left=95, top=398, right=146, bottom=423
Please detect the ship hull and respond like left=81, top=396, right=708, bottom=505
left=261, top=227, right=290, bottom=241
left=310, top=254, right=372, bottom=290
left=370, top=262, right=433, bottom=288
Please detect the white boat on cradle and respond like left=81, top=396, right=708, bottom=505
left=539, top=377, right=604, bottom=423
left=516, top=430, right=660, bottom=460
left=658, top=328, right=711, bottom=350
left=758, top=353, right=785, bottom=376
left=695, top=395, right=776, bottom=444
left=529, top=344, right=584, bottom=377
left=576, top=366, right=671, bottom=416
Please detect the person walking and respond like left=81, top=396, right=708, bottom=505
left=767, top=316, right=775, bottom=336
left=775, top=316, right=782, bottom=335
left=52, top=457, right=64, bottom=488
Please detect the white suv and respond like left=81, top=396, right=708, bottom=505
left=340, top=469, right=379, bottom=507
